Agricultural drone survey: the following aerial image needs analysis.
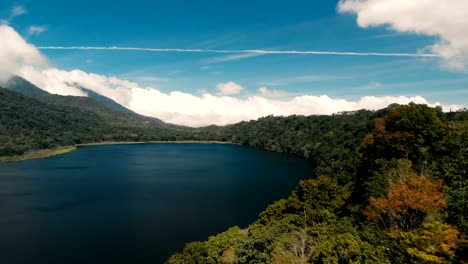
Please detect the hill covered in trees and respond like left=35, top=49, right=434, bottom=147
left=194, top=108, right=390, bottom=184
left=168, top=104, right=468, bottom=263
left=0, top=87, right=191, bottom=157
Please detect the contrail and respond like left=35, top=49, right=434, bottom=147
left=37, top=46, right=441, bottom=58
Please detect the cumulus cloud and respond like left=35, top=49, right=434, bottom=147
left=0, top=25, right=47, bottom=82
left=127, top=90, right=461, bottom=127
left=28, top=26, right=48, bottom=35
left=258, top=87, right=288, bottom=98
left=217, top=82, right=244, bottom=95
left=0, top=24, right=465, bottom=127
left=338, top=0, right=468, bottom=71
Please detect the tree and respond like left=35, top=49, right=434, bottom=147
left=272, top=222, right=390, bottom=264
left=359, top=104, right=447, bottom=198
left=257, top=176, right=351, bottom=226
left=364, top=160, right=446, bottom=231
left=364, top=160, right=459, bottom=263
left=400, top=221, right=459, bottom=263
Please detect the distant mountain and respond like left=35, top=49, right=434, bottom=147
left=3, top=75, right=166, bottom=126
left=5, top=76, right=48, bottom=97
left=77, top=86, right=135, bottom=115
left=36, top=93, right=166, bottom=127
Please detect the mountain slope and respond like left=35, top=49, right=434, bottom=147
left=3, top=75, right=167, bottom=126
left=5, top=76, right=48, bottom=97
left=77, top=86, right=135, bottom=115
left=4, top=76, right=154, bottom=118
left=0, top=87, right=105, bottom=156
left=0, top=87, right=192, bottom=157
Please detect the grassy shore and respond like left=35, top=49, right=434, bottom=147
left=0, top=146, right=77, bottom=163
left=75, top=140, right=234, bottom=147
left=0, top=141, right=234, bottom=162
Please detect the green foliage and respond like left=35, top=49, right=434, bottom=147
left=399, top=221, right=459, bottom=263
left=0, top=87, right=193, bottom=157
left=257, top=176, right=351, bottom=226
left=204, top=227, right=247, bottom=263
left=237, top=215, right=303, bottom=263
left=358, top=104, right=448, bottom=198
left=168, top=104, right=468, bottom=263
left=167, top=241, right=211, bottom=264
left=433, top=121, right=468, bottom=234
left=195, top=110, right=386, bottom=184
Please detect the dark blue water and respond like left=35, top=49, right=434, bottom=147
left=0, top=144, right=313, bottom=263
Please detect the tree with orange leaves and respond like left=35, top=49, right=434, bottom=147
left=364, top=160, right=459, bottom=263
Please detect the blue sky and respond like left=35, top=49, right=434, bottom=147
left=1, top=0, right=467, bottom=125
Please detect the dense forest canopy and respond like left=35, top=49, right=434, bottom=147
left=0, top=87, right=191, bottom=156
left=168, top=104, right=468, bottom=264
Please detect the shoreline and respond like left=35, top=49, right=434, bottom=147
left=0, top=141, right=234, bottom=163
left=0, top=146, right=77, bottom=163
left=75, top=140, right=235, bottom=147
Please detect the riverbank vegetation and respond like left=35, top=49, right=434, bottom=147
left=0, top=146, right=76, bottom=162
left=168, top=104, right=468, bottom=263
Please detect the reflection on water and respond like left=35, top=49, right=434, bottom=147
left=0, top=144, right=313, bottom=263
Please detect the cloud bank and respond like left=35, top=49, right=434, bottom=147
left=0, top=25, right=47, bottom=82
left=258, top=87, right=288, bottom=98
left=217, top=82, right=244, bottom=95
left=0, top=25, right=464, bottom=127
left=338, top=0, right=468, bottom=71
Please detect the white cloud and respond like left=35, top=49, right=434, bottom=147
left=258, top=87, right=288, bottom=98
left=127, top=90, right=462, bottom=127
left=363, top=81, right=382, bottom=90
left=28, top=26, right=47, bottom=35
left=217, top=82, right=244, bottom=95
left=18, top=67, right=135, bottom=104
left=338, top=0, right=468, bottom=71
left=196, top=89, right=208, bottom=94
left=0, top=24, right=465, bottom=127
left=2, top=5, right=27, bottom=24
left=11, top=5, right=27, bottom=17
left=0, top=25, right=47, bottom=82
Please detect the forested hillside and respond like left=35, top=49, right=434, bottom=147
left=4, top=75, right=166, bottom=126
left=5, top=75, right=49, bottom=97
left=195, top=108, right=390, bottom=183
left=168, top=104, right=468, bottom=263
left=0, top=88, right=191, bottom=157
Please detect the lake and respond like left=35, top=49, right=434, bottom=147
left=0, top=144, right=313, bottom=263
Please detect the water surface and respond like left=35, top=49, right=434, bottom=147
left=0, top=144, right=313, bottom=263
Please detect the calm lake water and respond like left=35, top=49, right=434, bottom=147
left=0, top=144, right=313, bottom=263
